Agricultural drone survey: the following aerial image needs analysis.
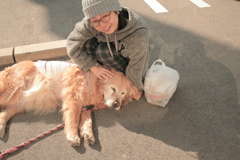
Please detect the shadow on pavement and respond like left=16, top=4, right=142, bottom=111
left=30, top=0, right=83, bottom=39
left=93, top=16, right=240, bottom=160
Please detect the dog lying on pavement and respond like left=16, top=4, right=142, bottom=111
left=0, top=60, right=141, bottom=146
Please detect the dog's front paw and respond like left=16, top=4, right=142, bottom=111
left=0, top=123, right=6, bottom=138
left=80, top=129, right=95, bottom=145
left=66, top=134, right=80, bottom=147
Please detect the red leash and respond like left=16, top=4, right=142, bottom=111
left=0, top=123, right=65, bottom=159
left=0, top=106, right=95, bottom=159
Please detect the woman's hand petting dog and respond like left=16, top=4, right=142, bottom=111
left=90, top=65, right=113, bottom=80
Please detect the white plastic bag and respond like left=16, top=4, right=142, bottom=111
left=144, top=59, right=179, bottom=107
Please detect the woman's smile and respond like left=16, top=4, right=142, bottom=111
left=104, top=25, right=111, bottom=31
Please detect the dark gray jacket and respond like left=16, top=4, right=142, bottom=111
left=66, top=7, right=149, bottom=91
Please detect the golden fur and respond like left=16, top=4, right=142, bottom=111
left=0, top=60, right=141, bottom=146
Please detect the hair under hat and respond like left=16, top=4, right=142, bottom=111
left=82, top=0, right=122, bottom=19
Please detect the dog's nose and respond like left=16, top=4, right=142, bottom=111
left=113, top=101, right=120, bottom=108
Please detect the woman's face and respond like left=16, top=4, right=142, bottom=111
left=90, top=11, right=119, bottom=34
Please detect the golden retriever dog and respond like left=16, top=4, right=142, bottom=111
left=0, top=60, right=141, bottom=146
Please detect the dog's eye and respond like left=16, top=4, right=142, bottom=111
left=111, top=87, right=116, bottom=93
left=122, top=92, right=125, bottom=95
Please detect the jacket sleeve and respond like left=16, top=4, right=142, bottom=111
left=125, top=29, right=150, bottom=91
left=66, top=19, right=97, bottom=72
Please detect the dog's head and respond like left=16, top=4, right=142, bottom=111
left=100, top=70, right=142, bottom=110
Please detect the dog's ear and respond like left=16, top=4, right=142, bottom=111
left=122, top=85, right=142, bottom=106
left=129, top=85, right=142, bottom=100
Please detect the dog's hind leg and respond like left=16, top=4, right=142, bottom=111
left=0, top=106, right=20, bottom=138
left=79, top=110, right=95, bottom=145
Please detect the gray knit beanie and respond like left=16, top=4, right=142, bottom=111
left=82, top=0, right=122, bottom=19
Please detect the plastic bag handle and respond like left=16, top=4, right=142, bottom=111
left=150, top=59, right=166, bottom=68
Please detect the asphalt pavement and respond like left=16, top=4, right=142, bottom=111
left=0, top=0, right=240, bottom=160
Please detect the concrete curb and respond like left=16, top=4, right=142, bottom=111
left=0, top=47, right=14, bottom=65
left=0, top=40, right=68, bottom=66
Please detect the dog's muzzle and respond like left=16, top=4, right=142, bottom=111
left=105, top=100, right=121, bottom=110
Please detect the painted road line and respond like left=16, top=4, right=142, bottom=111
left=144, top=0, right=168, bottom=13
left=189, top=0, right=211, bottom=8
